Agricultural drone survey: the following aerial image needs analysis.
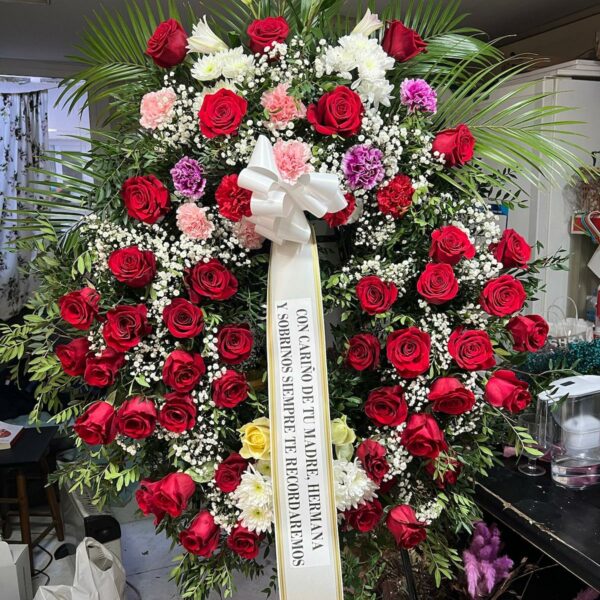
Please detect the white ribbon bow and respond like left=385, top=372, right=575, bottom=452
left=238, top=135, right=347, bottom=245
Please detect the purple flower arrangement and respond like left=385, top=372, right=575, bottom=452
left=170, top=156, right=207, bottom=200
left=400, top=78, right=437, bottom=114
left=342, top=144, right=385, bottom=191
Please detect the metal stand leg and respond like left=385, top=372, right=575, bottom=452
left=400, top=548, right=419, bottom=600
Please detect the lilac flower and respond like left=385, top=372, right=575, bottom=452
left=170, top=157, right=207, bottom=200
left=400, top=78, right=437, bottom=114
left=463, top=521, right=513, bottom=599
left=342, top=144, right=385, bottom=191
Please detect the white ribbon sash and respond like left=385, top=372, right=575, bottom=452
left=239, top=136, right=345, bottom=600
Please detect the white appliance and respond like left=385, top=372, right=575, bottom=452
left=0, top=542, right=33, bottom=600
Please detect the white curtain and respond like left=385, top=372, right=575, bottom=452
left=0, top=90, right=48, bottom=320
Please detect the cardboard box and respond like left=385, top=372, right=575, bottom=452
left=0, top=542, right=33, bottom=600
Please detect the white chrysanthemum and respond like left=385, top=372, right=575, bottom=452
left=352, top=8, right=383, bottom=37
left=232, top=469, right=273, bottom=509
left=191, top=54, right=222, bottom=81
left=238, top=504, right=273, bottom=534
left=221, top=47, right=254, bottom=80
left=333, top=459, right=377, bottom=512
left=187, top=16, right=229, bottom=54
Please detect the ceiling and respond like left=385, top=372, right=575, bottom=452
left=0, top=0, right=599, bottom=63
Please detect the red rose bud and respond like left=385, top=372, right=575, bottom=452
left=135, top=480, right=165, bottom=525
left=162, top=298, right=204, bottom=339
left=480, top=274, right=526, bottom=318
left=56, top=337, right=90, bottom=376
left=198, top=88, right=248, bottom=138
left=364, top=385, right=408, bottom=427
left=491, top=228, right=531, bottom=269
left=247, top=16, right=290, bottom=54
left=217, top=324, right=254, bottom=364
left=84, top=347, right=125, bottom=388
left=58, top=287, right=100, bottom=330
left=356, top=439, right=389, bottom=485
left=226, top=523, right=263, bottom=560
left=146, top=19, right=188, bottom=68
left=73, top=401, right=117, bottom=445
left=116, top=396, right=157, bottom=440
left=416, top=263, right=459, bottom=305
left=432, top=124, right=475, bottom=167
left=346, top=333, right=380, bottom=371
left=102, top=304, right=151, bottom=352
left=121, top=175, right=171, bottom=224
left=428, top=377, right=475, bottom=415
left=429, top=225, right=475, bottom=265
left=307, top=86, right=364, bottom=137
left=401, top=413, right=447, bottom=459
left=382, top=20, right=427, bottom=62
left=376, top=174, right=414, bottom=218
left=425, top=457, right=462, bottom=489
left=507, top=314, right=549, bottom=352
left=162, top=349, right=206, bottom=393
left=356, top=275, right=398, bottom=315
left=448, top=327, right=495, bottom=371
left=214, top=452, right=248, bottom=493
left=386, top=327, right=430, bottom=378
left=324, top=192, right=356, bottom=228
left=179, top=510, right=221, bottom=558
left=344, top=499, right=383, bottom=533
left=159, top=392, right=197, bottom=433
left=485, top=370, right=532, bottom=414
left=184, top=258, right=238, bottom=303
left=212, top=370, right=249, bottom=409
left=386, top=504, right=427, bottom=549
left=107, top=246, right=156, bottom=288
left=215, top=174, right=252, bottom=222
left=136, top=472, right=195, bottom=524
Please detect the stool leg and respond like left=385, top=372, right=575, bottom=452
left=40, top=458, right=64, bottom=541
left=16, top=471, right=32, bottom=573
left=0, top=474, right=11, bottom=539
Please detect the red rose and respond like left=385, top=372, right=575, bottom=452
left=432, top=124, right=475, bottom=167
left=386, top=505, right=427, bottom=549
left=185, top=258, right=238, bottom=303
left=485, top=370, right=531, bottom=413
left=214, top=452, right=249, bottom=493
left=448, top=328, right=495, bottom=371
left=323, top=192, right=356, bottom=228
left=381, top=21, right=427, bottom=62
left=428, top=377, right=475, bottom=415
left=344, top=499, right=383, bottom=533
left=429, top=225, right=475, bottom=265
left=307, top=86, right=364, bottom=137
left=136, top=472, right=195, bottom=525
left=491, top=228, right=531, bottom=269
left=217, top=324, right=253, bottom=364
left=346, top=333, right=380, bottom=371
left=146, top=19, right=187, bottom=68
left=116, top=396, right=157, bottom=439
left=121, top=175, right=171, bottom=224
left=216, top=174, right=252, bottom=222
left=179, top=510, right=221, bottom=558
left=425, top=457, right=462, bottom=489
left=364, top=385, right=408, bottom=427
left=386, top=327, right=430, bottom=378
left=507, top=314, right=548, bottom=352
left=356, top=275, right=398, bottom=315
left=162, top=349, right=206, bottom=393
left=401, top=413, right=447, bottom=459
left=73, top=401, right=117, bottom=445
left=356, top=439, right=389, bottom=485
left=417, top=263, right=459, bottom=305
left=212, top=370, right=249, bottom=409
left=58, top=287, right=100, bottom=330
left=198, top=89, right=247, bottom=138
left=159, top=392, right=197, bottom=434
left=56, top=337, right=90, bottom=376
left=107, top=246, right=156, bottom=288
left=376, top=174, right=414, bottom=218
left=102, top=304, right=151, bottom=352
left=162, top=298, right=204, bottom=339
left=480, top=274, right=526, bottom=317
left=84, top=348, right=125, bottom=388
left=247, top=16, right=290, bottom=54
left=227, top=523, right=263, bottom=560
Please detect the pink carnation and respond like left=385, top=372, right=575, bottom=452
left=140, top=88, right=177, bottom=130
left=273, top=139, right=313, bottom=184
left=260, top=83, right=306, bottom=129
left=234, top=219, right=265, bottom=250
left=176, top=203, right=214, bottom=240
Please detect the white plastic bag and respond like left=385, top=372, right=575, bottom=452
left=34, top=538, right=126, bottom=600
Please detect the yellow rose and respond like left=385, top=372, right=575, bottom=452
left=331, top=415, right=356, bottom=446
left=239, top=417, right=271, bottom=460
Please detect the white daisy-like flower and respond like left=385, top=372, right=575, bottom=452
left=232, top=468, right=273, bottom=509
left=221, top=47, right=254, bottom=80
left=333, top=459, right=378, bottom=512
left=238, top=504, right=273, bottom=534
left=191, top=54, right=222, bottom=81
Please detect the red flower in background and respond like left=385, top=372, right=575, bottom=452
left=162, top=298, right=204, bottom=339
left=146, top=19, right=188, bottom=68
left=56, top=337, right=90, bottom=376
left=480, top=274, right=526, bottom=317
left=247, top=16, right=290, bottom=54
left=102, top=304, right=151, bottom=352
left=344, top=499, right=383, bottom=533
left=108, top=246, right=156, bottom=288
left=227, top=523, right=263, bottom=559
left=159, top=392, right=197, bottom=433
left=179, top=510, right=221, bottom=557
left=162, top=349, right=206, bottom=392
left=491, top=228, right=531, bottom=268
left=212, top=370, right=249, bottom=409
left=376, top=174, right=414, bottom=218
left=84, top=347, right=125, bottom=388
left=386, top=327, right=430, bottom=378
left=356, top=439, right=390, bottom=485
left=346, top=333, right=380, bottom=371
left=428, top=377, right=475, bottom=415
left=323, top=192, right=356, bottom=228
left=74, top=401, right=117, bottom=445
left=425, top=457, right=462, bottom=489
left=364, top=385, right=408, bottom=427
left=432, top=124, right=475, bottom=167
left=417, top=263, right=459, bottom=305
left=507, top=314, right=549, bottom=352
left=58, top=287, right=100, bottom=330
left=136, top=472, right=195, bottom=524
left=485, top=370, right=532, bottom=413
left=217, top=324, right=254, bottom=364
left=386, top=505, right=427, bottom=548
left=401, top=413, right=447, bottom=459
left=216, top=174, right=252, bottom=222
left=381, top=21, right=427, bottom=62
left=116, top=396, right=157, bottom=439
left=429, top=225, right=475, bottom=265
left=448, top=328, right=495, bottom=371
left=214, top=452, right=248, bottom=493
left=198, top=89, right=247, bottom=138
left=121, top=175, right=171, bottom=224
left=307, top=86, right=364, bottom=137
left=356, top=275, right=398, bottom=315
left=185, top=258, right=238, bottom=303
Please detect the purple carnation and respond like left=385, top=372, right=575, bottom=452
left=170, top=157, right=207, bottom=200
left=342, top=144, right=385, bottom=191
left=400, top=78, right=437, bottom=114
